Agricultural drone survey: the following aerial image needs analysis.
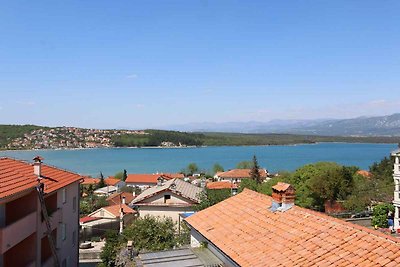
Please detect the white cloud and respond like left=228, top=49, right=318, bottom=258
left=126, top=74, right=138, bottom=79
left=15, top=100, right=36, bottom=106
left=135, top=104, right=145, bottom=109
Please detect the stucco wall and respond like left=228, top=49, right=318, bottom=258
left=138, top=205, right=194, bottom=222
left=56, top=181, right=80, bottom=267
left=141, top=191, right=193, bottom=205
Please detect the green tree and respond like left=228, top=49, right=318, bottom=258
left=114, top=171, right=124, bottom=180
left=212, top=163, right=224, bottom=174
left=98, top=172, right=106, bottom=188
left=100, top=230, right=123, bottom=267
left=123, top=215, right=177, bottom=251
left=249, top=155, right=263, bottom=184
left=236, top=161, right=253, bottom=169
left=371, top=203, right=394, bottom=228
left=195, top=188, right=231, bottom=211
left=238, top=178, right=259, bottom=193
left=186, top=163, right=199, bottom=175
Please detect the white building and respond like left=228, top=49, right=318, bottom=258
left=392, top=149, right=400, bottom=230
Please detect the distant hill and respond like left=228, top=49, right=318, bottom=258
left=165, top=113, right=400, bottom=136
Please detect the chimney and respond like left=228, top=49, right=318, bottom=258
left=33, top=156, right=43, bottom=178
left=157, top=176, right=164, bottom=186
left=119, top=207, right=124, bottom=234
left=270, top=182, right=295, bottom=212
left=122, top=196, right=126, bottom=204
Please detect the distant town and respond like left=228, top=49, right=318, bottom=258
left=6, top=127, right=148, bottom=150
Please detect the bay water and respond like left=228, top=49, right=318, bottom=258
left=0, top=143, right=397, bottom=177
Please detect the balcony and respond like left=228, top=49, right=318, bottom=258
left=0, top=211, right=37, bottom=254
left=41, top=208, right=62, bottom=237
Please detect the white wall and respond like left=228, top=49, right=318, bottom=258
left=138, top=205, right=194, bottom=223
left=57, top=181, right=80, bottom=267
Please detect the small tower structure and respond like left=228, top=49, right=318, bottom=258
left=392, top=149, right=400, bottom=230
left=270, top=182, right=296, bottom=212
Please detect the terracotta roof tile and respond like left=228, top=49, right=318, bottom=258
left=206, top=181, right=238, bottom=190
left=0, top=157, right=82, bottom=199
left=186, top=189, right=400, bottom=267
left=106, top=192, right=135, bottom=205
left=81, top=177, right=99, bottom=185
left=105, top=177, right=122, bottom=186
left=102, top=204, right=136, bottom=217
left=125, top=173, right=180, bottom=184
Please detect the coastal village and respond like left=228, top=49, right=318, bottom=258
left=1, top=150, right=400, bottom=266
left=6, top=127, right=148, bottom=150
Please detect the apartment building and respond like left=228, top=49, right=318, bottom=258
left=0, top=156, right=82, bottom=267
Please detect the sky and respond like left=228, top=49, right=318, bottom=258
left=1, top=0, right=399, bottom=129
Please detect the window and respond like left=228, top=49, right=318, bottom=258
left=62, top=188, right=66, bottom=204
left=61, top=223, right=66, bottom=241
left=62, top=259, right=66, bottom=267
left=164, top=194, right=171, bottom=203
left=73, top=197, right=77, bottom=213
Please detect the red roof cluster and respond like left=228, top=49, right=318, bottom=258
left=126, top=173, right=183, bottom=184
left=186, top=189, right=400, bottom=267
left=0, top=157, right=82, bottom=199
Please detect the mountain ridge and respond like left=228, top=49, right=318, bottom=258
left=163, top=113, right=400, bottom=136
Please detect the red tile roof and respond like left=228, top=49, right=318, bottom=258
left=102, top=204, right=136, bottom=217
left=81, top=177, right=99, bottom=185
left=206, top=181, right=238, bottom=190
left=186, top=189, right=400, bottom=267
left=272, top=182, right=292, bottom=192
left=79, top=216, right=99, bottom=224
left=217, top=169, right=267, bottom=179
left=357, top=170, right=373, bottom=178
left=0, top=157, right=82, bottom=199
left=106, top=192, right=135, bottom=205
left=105, top=177, right=122, bottom=186
left=126, top=173, right=176, bottom=184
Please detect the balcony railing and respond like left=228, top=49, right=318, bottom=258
left=0, top=211, right=37, bottom=254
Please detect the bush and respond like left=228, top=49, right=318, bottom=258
left=371, top=203, right=394, bottom=228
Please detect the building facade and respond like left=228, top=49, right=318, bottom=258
left=0, top=157, right=81, bottom=267
left=393, top=149, right=400, bottom=230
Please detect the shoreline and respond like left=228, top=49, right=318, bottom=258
left=0, top=142, right=398, bottom=153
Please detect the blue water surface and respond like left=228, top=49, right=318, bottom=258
left=0, top=143, right=397, bottom=177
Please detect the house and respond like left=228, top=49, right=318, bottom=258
left=130, top=178, right=203, bottom=222
left=125, top=173, right=183, bottom=190
left=80, top=204, right=136, bottom=238
left=214, top=168, right=268, bottom=183
left=87, top=204, right=136, bottom=225
left=0, top=156, right=81, bottom=267
left=104, top=176, right=126, bottom=191
left=356, top=170, right=373, bottom=178
left=106, top=192, right=136, bottom=206
left=93, top=185, right=117, bottom=196
left=185, top=184, right=400, bottom=266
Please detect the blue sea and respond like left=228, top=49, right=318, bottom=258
left=0, top=143, right=397, bottom=177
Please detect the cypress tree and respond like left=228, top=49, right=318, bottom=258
left=250, top=155, right=262, bottom=184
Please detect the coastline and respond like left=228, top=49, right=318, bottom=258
left=0, top=142, right=398, bottom=153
